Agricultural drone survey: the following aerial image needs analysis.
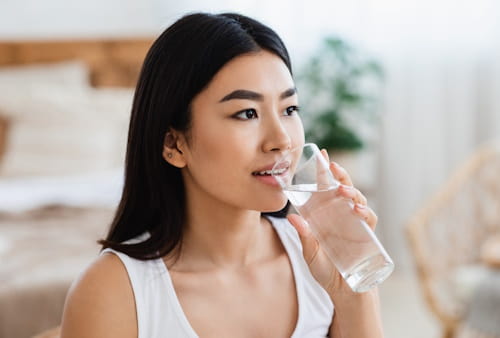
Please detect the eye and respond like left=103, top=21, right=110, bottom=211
left=233, top=109, right=258, bottom=120
left=284, top=105, right=300, bottom=116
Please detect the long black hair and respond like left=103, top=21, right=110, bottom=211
left=99, top=12, right=292, bottom=260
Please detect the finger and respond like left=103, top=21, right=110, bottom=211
left=354, top=204, right=378, bottom=230
left=316, top=149, right=331, bottom=189
left=287, top=213, right=320, bottom=265
left=320, top=149, right=330, bottom=162
left=337, top=185, right=368, bottom=205
left=329, top=161, right=353, bottom=186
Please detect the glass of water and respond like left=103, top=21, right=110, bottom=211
left=272, top=143, right=394, bottom=292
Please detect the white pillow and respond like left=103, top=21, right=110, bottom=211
left=0, top=86, right=133, bottom=177
left=0, top=61, right=90, bottom=87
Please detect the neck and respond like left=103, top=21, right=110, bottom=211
left=169, top=184, right=279, bottom=271
left=184, top=210, right=268, bottom=268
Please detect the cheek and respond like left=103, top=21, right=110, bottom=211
left=184, top=125, right=247, bottom=185
left=288, top=117, right=305, bottom=148
left=188, top=122, right=248, bottom=161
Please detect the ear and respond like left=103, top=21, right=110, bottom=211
left=162, top=130, right=187, bottom=168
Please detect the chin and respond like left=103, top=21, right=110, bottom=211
left=258, top=196, right=289, bottom=213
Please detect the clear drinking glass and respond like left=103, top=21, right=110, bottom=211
left=272, top=143, right=394, bottom=292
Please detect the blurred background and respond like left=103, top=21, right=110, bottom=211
left=1, top=1, right=500, bottom=337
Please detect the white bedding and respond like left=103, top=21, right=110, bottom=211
left=0, top=169, right=124, bottom=213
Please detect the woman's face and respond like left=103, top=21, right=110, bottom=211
left=175, top=50, right=304, bottom=212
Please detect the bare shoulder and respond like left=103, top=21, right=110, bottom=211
left=60, top=252, right=137, bottom=338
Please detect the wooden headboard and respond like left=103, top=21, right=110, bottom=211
left=0, top=38, right=154, bottom=87
left=0, top=38, right=155, bottom=161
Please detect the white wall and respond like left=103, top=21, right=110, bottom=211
left=0, top=0, right=271, bottom=39
left=0, top=0, right=157, bottom=39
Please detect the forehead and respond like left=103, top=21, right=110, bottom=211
left=197, top=50, right=294, bottom=101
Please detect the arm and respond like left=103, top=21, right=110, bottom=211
left=288, top=152, right=385, bottom=338
left=289, top=212, right=385, bottom=338
left=60, top=253, right=137, bottom=338
left=328, top=288, right=384, bottom=338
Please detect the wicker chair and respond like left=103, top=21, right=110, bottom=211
left=406, top=140, right=500, bottom=338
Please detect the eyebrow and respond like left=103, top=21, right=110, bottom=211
left=219, top=87, right=296, bottom=102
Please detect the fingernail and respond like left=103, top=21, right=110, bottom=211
left=356, top=203, right=366, bottom=209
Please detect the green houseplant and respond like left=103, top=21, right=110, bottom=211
left=298, top=36, right=384, bottom=151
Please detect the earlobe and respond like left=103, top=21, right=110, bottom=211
left=162, top=131, right=187, bottom=168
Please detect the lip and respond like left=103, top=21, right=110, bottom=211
left=251, top=161, right=290, bottom=188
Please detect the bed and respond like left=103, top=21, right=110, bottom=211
left=0, top=38, right=154, bottom=338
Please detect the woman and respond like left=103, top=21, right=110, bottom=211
left=60, top=12, right=384, bottom=337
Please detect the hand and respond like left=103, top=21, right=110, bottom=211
left=287, top=149, right=378, bottom=299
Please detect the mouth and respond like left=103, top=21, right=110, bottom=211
left=252, top=161, right=290, bottom=177
left=252, top=167, right=287, bottom=176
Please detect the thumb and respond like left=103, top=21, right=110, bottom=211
left=287, top=213, right=320, bottom=265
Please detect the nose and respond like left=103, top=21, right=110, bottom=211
left=262, top=115, right=292, bottom=153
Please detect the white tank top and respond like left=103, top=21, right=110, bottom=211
left=101, top=216, right=334, bottom=337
